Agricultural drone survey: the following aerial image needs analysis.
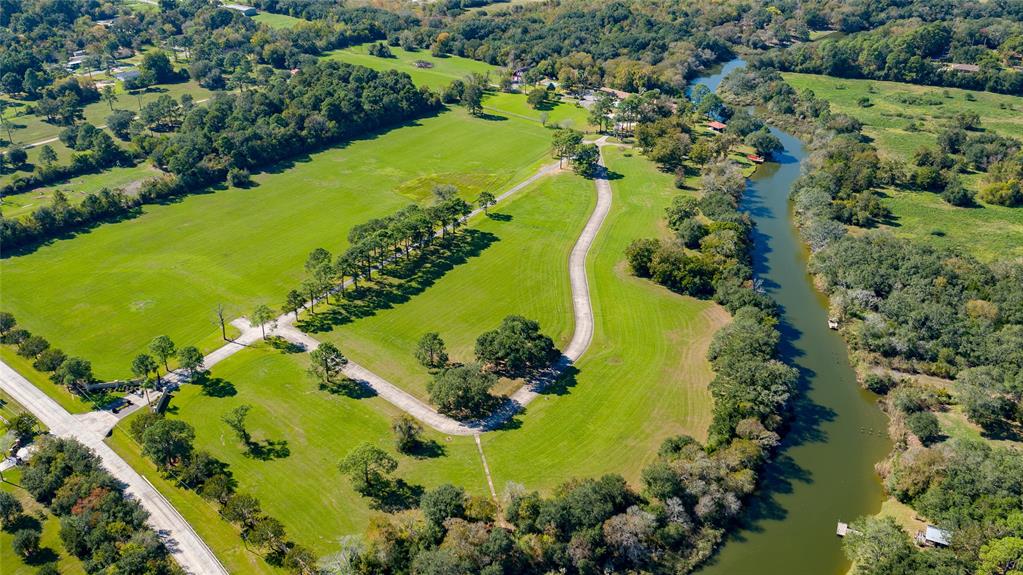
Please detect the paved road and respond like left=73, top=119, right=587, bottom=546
left=0, top=362, right=228, bottom=575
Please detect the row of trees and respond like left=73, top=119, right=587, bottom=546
left=0, top=312, right=94, bottom=393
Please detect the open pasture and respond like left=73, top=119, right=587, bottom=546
left=0, top=109, right=555, bottom=379
left=324, top=44, right=499, bottom=91
left=781, top=72, right=1023, bottom=261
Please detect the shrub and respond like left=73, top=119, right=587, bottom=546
left=227, top=167, right=252, bottom=188
left=905, top=411, right=941, bottom=445
left=863, top=373, right=895, bottom=395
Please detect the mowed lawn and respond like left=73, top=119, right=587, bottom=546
left=315, top=172, right=594, bottom=401
left=781, top=72, right=1023, bottom=261
left=323, top=44, right=499, bottom=90
left=109, top=347, right=485, bottom=560
left=251, top=12, right=304, bottom=29
left=483, top=90, right=594, bottom=131
left=0, top=109, right=554, bottom=379
left=480, top=146, right=726, bottom=489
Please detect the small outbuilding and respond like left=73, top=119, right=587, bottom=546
left=223, top=3, right=258, bottom=16
left=917, top=525, right=952, bottom=547
left=706, top=120, right=727, bottom=132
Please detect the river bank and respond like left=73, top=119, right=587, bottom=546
left=690, top=60, right=892, bottom=574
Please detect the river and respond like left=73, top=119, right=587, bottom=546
left=689, top=60, right=892, bottom=574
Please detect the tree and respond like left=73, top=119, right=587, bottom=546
left=744, top=128, right=783, bottom=158
left=249, top=516, right=287, bottom=554
left=107, top=109, right=135, bottom=140
left=283, top=544, right=318, bottom=575
left=251, top=304, right=275, bottom=340
left=215, top=304, right=227, bottom=340
left=905, top=411, right=941, bottom=445
left=222, top=493, right=262, bottom=527
left=222, top=404, right=252, bottom=446
left=101, top=85, right=118, bottom=110
left=392, top=414, right=423, bottom=453
left=8, top=413, right=37, bottom=441
left=552, top=129, right=583, bottom=168
left=17, top=335, right=48, bottom=358
left=462, top=82, right=483, bottom=116
left=7, top=147, right=27, bottom=167
left=475, top=315, right=558, bottom=376
left=526, top=88, right=546, bottom=109
left=977, top=537, right=1023, bottom=575
left=132, top=353, right=160, bottom=385
left=0, top=492, right=22, bottom=526
left=33, top=348, right=66, bottom=372
left=149, top=335, right=176, bottom=372
left=415, top=332, right=449, bottom=369
left=177, top=346, right=204, bottom=375
left=420, top=484, right=466, bottom=526
left=141, top=418, right=195, bottom=469
left=0, top=312, right=14, bottom=337
left=338, top=442, right=398, bottom=492
left=308, top=342, right=348, bottom=385
left=12, top=528, right=39, bottom=558
left=54, top=357, right=92, bottom=390
left=477, top=191, right=496, bottom=214
left=843, top=516, right=915, bottom=573
left=589, top=93, right=615, bottom=132
left=572, top=143, right=600, bottom=177
left=284, top=289, right=305, bottom=319
left=427, top=363, right=497, bottom=420
left=38, top=144, right=58, bottom=166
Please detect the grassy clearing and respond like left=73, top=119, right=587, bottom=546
left=110, top=346, right=484, bottom=558
left=781, top=72, right=1023, bottom=261
left=0, top=109, right=554, bottom=379
left=324, top=44, right=499, bottom=90
left=479, top=146, right=725, bottom=489
left=251, top=12, right=304, bottom=29
left=482, top=91, right=593, bottom=131
left=1, top=163, right=158, bottom=219
left=312, top=171, right=594, bottom=401
left=0, top=80, right=215, bottom=152
left=1, top=468, right=87, bottom=575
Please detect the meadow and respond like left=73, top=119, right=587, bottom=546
left=1, top=163, right=157, bottom=219
left=314, top=172, right=594, bottom=400
left=781, top=72, right=1023, bottom=261
left=324, top=44, right=498, bottom=91
left=251, top=12, right=304, bottom=29
left=0, top=109, right=555, bottom=379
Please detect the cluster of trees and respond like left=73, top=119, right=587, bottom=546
left=761, top=18, right=1023, bottom=95
left=1, top=187, right=138, bottom=251
left=0, top=312, right=95, bottom=393
left=551, top=128, right=599, bottom=177
left=129, top=412, right=317, bottom=572
left=339, top=418, right=789, bottom=573
left=918, top=122, right=1023, bottom=207
left=847, top=434, right=1023, bottom=575
left=414, top=0, right=808, bottom=93
left=19, top=436, right=179, bottom=574
left=425, top=316, right=559, bottom=420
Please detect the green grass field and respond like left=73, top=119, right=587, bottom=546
left=0, top=109, right=555, bottom=379
left=1, top=163, right=157, bottom=219
left=1, top=469, right=87, bottom=575
left=480, top=146, right=724, bottom=488
left=109, top=347, right=485, bottom=559
left=324, top=44, right=500, bottom=91
left=482, top=91, right=594, bottom=131
left=781, top=72, right=1023, bottom=261
left=314, top=172, right=593, bottom=400
left=251, top=12, right=304, bottom=29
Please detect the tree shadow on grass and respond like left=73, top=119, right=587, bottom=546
left=319, top=377, right=378, bottom=400
left=244, top=438, right=290, bottom=461
left=298, top=229, right=498, bottom=334
left=486, top=212, right=512, bottom=221
left=364, top=478, right=424, bottom=512
left=407, top=439, right=446, bottom=459
left=194, top=373, right=237, bottom=398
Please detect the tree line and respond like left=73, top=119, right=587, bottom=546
left=720, top=64, right=1023, bottom=574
